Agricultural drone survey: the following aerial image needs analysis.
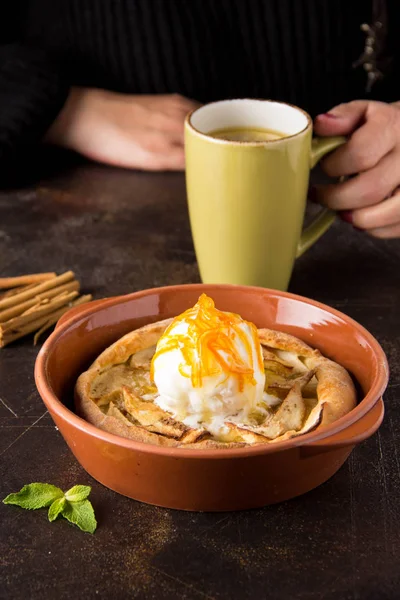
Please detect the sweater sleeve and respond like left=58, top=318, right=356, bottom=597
left=0, top=42, right=69, bottom=168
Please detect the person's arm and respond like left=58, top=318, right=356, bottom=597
left=313, top=100, right=400, bottom=239
left=0, top=4, right=69, bottom=170
left=0, top=3, right=198, bottom=175
left=45, top=88, right=200, bottom=171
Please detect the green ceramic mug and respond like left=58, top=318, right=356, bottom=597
left=184, top=99, right=345, bottom=291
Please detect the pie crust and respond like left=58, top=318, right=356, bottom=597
left=75, top=319, right=357, bottom=448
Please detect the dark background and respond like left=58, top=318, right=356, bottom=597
left=0, top=151, right=399, bottom=600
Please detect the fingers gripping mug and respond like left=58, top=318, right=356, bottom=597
left=184, top=99, right=344, bottom=291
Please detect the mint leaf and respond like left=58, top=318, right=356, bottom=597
left=62, top=499, right=97, bottom=534
left=3, top=482, right=98, bottom=534
left=48, top=497, right=66, bottom=522
left=3, top=483, right=64, bottom=510
left=65, top=485, right=91, bottom=503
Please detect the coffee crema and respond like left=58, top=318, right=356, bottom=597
left=209, top=127, right=285, bottom=142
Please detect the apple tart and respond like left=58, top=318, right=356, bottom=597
left=75, top=308, right=357, bottom=449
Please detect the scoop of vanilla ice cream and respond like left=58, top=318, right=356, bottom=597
left=151, top=294, right=265, bottom=433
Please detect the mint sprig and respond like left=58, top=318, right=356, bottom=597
left=65, top=485, right=91, bottom=503
left=48, top=497, right=66, bottom=522
left=3, top=483, right=64, bottom=509
left=62, top=499, right=97, bottom=534
left=3, top=483, right=97, bottom=534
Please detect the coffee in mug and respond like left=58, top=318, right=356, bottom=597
left=210, top=127, right=285, bottom=142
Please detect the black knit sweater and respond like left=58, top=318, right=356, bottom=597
left=1, top=0, right=399, bottom=169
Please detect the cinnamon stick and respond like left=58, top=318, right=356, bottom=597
left=0, top=272, right=56, bottom=289
left=33, top=295, right=93, bottom=345
left=1, top=291, right=79, bottom=333
left=0, top=311, right=57, bottom=347
left=0, top=283, right=40, bottom=301
left=0, top=271, right=75, bottom=311
left=21, top=292, right=70, bottom=316
left=0, top=270, right=93, bottom=348
left=0, top=294, right=92, bottom=347
left=0, top=281, right=80, bottom=323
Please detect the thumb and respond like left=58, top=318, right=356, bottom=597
left=314, top=101, right=369, bottom=137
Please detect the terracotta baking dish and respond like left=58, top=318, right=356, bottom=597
left=35, top=284, right=388, bottom=511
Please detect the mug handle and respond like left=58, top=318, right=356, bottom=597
left=296, top=136, right=346, bottom=258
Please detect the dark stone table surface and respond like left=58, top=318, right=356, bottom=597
left=0, top=153, right=399, bottom=600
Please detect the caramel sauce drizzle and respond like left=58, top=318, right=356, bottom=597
left=150, top=294, right=263, bottom=391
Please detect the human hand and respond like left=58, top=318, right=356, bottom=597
left=45, top=88, right=201, bottom=171
left=313, top=100, right=400, bottom=238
